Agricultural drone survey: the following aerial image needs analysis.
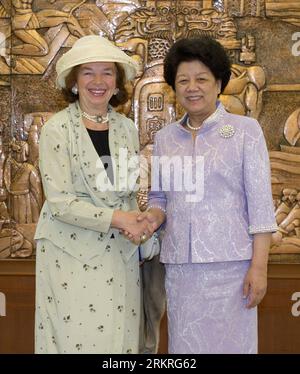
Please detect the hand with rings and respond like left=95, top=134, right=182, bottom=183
left=121, top=208, right=165, bottom=245
left=117, top=210, right=152, bottom=245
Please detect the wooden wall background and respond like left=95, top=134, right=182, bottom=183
left=0, top=0, right=300, bottom=353
left=0, top=0, right=300, bottom=258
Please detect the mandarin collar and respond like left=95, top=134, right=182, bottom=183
left=175, top=101, right=226, bottom=134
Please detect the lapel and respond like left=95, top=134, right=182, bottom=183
left=66, top=102, right=138, bottom=207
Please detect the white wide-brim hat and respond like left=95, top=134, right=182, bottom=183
left=56, top=35, right=138, bottom=89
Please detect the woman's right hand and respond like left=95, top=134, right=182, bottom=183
left=111, top=210, right=150, bottom=245
left=121, top=208, right=166, bottom=243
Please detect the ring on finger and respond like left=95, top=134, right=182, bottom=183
left=140, top=233, right=147, bottom=243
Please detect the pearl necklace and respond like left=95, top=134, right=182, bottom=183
left=186, top=118, right=202, bottom=131
left=81, top=111, right=109, bottom=124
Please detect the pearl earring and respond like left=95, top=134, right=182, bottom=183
left=72, top=85, right=78, bottom=95
left=114, top=88, right=119, bottom=96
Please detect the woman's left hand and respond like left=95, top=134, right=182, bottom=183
left=243, top=265, right=267, bottom=309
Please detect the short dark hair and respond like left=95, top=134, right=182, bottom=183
left=163, top=36, right=231, bottom=93
left=61, top=63, right=128, bottom=106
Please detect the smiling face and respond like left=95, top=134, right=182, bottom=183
left=175, top=60, right=221, bottom=122
left=76, top=62, right=118, bottom=114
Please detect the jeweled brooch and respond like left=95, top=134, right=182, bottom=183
left=218, top=124, right=235, bottom=138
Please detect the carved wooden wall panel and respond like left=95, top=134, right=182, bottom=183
left=0, top=0, right=300, bottom=258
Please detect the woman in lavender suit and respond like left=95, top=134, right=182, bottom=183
left=141, top=37, right=277, bottom=353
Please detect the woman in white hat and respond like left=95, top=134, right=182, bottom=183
left=34, top=35, right=153, bottom=353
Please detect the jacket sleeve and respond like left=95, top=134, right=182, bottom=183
left=39, top=115, right=114, bottom=233
left=243, top=120, right=277, bottom=234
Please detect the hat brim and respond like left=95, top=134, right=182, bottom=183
left=56, top=36, right=138, bottom=89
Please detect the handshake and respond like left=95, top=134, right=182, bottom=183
left=118, top=208, right=166, bottom=245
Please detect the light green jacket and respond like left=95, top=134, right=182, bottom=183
left=35, top=102, right=140, bottom=264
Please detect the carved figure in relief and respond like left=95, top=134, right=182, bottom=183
left=274, top=189, right=298, bottom=225
left=272, top=190, right=300, bottom=251
left=0, top=214, right=30, bottom=259
left=220, top=64, right=266, bottom=119
left=270, top=109, right=300, bottom=253
left=3, top=139, right=43, bottom=224
left=0, top=191, right=34, bottom=259
left=269, top=108, right=300, bottom=196
left=0, top=113, right=52, bottom=258
left=279, top=192, right=300, bottom=234
left=12, top=0, right=86, bottom=56
left=23, top=112, right=52, bottom=168
left=0, top=184, right=17, bottom=259
left=0, top=138, right=34, bottom=258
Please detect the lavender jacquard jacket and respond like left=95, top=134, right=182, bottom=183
left=148, top=102, right=277, bottom=264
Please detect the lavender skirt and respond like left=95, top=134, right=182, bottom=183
left=165, top=260, right=257, bottom=354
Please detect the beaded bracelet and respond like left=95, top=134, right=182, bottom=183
left=147, top=205, right=167, bottom=214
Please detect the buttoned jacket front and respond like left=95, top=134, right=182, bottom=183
left=148, top=103, right=277, bottom=264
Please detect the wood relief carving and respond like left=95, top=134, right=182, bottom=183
left=0, top=0, right=299, bottom=258
left=220, top=64, right=265, bottom=119
left=272, top=188, right=300, bottom=254
left=213, top=0, right=265, bottom=16
left=265, top=1, right=300, bottom=27
left=134, top=61, right=176, bottom=146
left=0, top=135, right=31, bottom=259
left=0, top=112, right=50, bottom=258
left=214, top=0, right=300, bottom=27
left=4, top=139, right=43, bottom=224
left=271, top=108, right=300, bottom=199
left=115, top=4, right=256, bottom=64
left=0, top=13, right=10, bottom=86
left=9, top=0, right=85, bottom=75
left=270, top=108, right=300, bottom=254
